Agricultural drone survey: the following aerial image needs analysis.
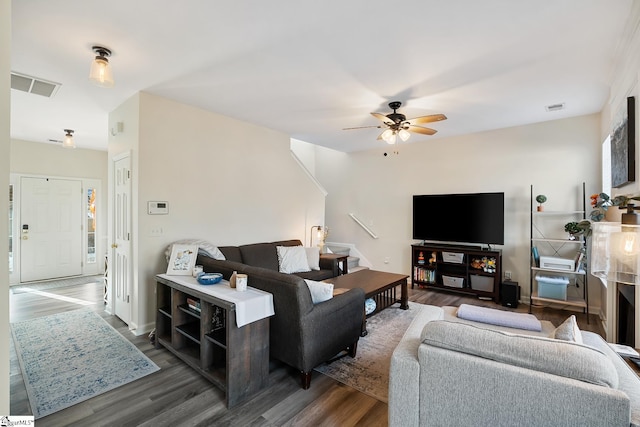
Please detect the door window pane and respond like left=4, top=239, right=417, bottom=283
left=8, top=184, right=13, bottom=272
left=87, top=188, right=96, bottom=264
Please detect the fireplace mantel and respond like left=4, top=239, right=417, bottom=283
left=605, top=279, right=640, bottom=345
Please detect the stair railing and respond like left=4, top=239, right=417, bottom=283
left=349, top=213, right=378, bottom=239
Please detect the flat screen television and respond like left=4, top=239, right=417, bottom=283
left=412, top=192, right=504, bottom=246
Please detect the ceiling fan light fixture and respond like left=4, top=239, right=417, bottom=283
left=345, top=101, right=446, bottom=145
left=385, top=132, right=398, bottom=145
left=89, top=46, right=114, bottom=88
left=398, top=128, right=411, bottom=142
left=381, top=128, right=395, bottom=144
left=62, top=129, right=75, bottom=148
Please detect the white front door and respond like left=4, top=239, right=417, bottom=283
left=113, top=155, right=132, bottom=324
left=20, top=177, right=82, bottom=282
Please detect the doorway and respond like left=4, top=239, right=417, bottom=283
left=112, top=154, right=132, bottom=324
left=10, top=175, right=101, bottom=284
left=19, top=177, right=82, bottom=282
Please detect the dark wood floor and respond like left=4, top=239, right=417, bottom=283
left=9, top=280, right=603, bottom=426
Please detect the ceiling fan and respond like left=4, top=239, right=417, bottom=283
left=344, top=101, right=447, bottom=144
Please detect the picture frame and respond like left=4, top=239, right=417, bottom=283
left=611, top=96, right=636, bottom=188
left=166, top=244, right=198, bottom=275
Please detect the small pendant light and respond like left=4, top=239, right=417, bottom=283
left=89, top=46, right=114, bottom=88
left=62, top=129, right=75, bottom=148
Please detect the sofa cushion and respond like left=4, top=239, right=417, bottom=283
left=272, top=239, right=303, bottom=247
left=550, top=315, right=583, bottom=344
left=456, top=303, right=542, bottom=331
left=277, top=245, right=311, bottom=274
left=422, top=320, right=619, bottom=388
left=239, top=243, right=279, bottom=270
left=218, top=246, right=242, bottom=263
left=305, top=247, right=320, bottom=270
left=292, top=269, right=336, bottom=281
left=304, top=279, right=334, bottom=304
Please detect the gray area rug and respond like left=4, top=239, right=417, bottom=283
left=11, top=308, right=159, bottom=419
left=314, top=301, right=423, bottom=403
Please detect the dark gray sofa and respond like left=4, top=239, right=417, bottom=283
left=216, top=239, right=339, bottom=280
left=197, top=239, right=365, bottom=389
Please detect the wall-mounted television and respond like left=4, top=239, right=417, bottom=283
left=412, top=192, right=505, bottom=246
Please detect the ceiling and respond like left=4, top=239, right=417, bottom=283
left=10, top=0, right=635, bottom=153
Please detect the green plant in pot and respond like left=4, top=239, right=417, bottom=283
left=590, top=192, right=640, bottom=221
left=564, top=220, right=592, bottom=239
left=536, top=194, right=547, bottom=212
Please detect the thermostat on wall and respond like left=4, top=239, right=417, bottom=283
left=148, top=201, right=169, bottom=215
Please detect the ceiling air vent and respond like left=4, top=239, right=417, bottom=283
left=11, top=72, right=61, bottom=97
left=545, top=103, right=565, bottom=112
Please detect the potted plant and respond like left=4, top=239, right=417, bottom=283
left=536, top=194, right=547, bottom=212
left=590, top=192, right=640, bottom=221
left=564, top=220, right=592, bottom=239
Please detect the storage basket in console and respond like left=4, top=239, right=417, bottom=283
left=470, top=274, right=494, bottom=292
left=442, top=275, right=465, bottom=288
left=442, top=251, right=464, bottom=264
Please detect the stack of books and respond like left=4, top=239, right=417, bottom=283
left=187, top=297, right=201, bottom=313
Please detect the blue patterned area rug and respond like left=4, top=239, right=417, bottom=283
left=314, top=301, right=422, bottom=403
left=11, top=308, right=160, bottom=419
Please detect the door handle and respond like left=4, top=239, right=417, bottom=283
left=111, top=243, right=118, bottom=248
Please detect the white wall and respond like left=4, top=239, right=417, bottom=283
left=598, top=2, right=640, bottom=339
left=0, top=0, right=9, bottom=412
left=10, top=138, right=107, bottom=178
left=316, top=113, right=602, bottom=310
left=603, top=1, right=640, bottom=197
left=291, top=138, right=317, bottom=175
left=109, top=92, right=326, bottom=334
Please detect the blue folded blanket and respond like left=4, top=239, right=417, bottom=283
left=457, top=303, right=542, bottom=331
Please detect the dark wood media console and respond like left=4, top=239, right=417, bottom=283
left=411, top=244, right=502, bottom=302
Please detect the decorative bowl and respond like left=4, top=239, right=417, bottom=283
left=364, top=298, right=377, bottom=315
left=197, top=273, right=223, bottom=285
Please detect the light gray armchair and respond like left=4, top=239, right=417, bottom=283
left=389, top=306, right=640, bottom=427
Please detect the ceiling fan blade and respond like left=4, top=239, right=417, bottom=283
left=371, top=112, right=393, bottom=123
left=342, top=125, right=382, bottom=130
left=408, top=114, right=447, bottom=125
left=407, top=125, right=437, bottom=136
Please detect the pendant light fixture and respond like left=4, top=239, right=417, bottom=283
left=89, top=45, right=114, bottom=88
left=62, top=129, right=75, bottom=148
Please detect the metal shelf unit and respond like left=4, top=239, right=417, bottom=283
left=529, top=183, right=589, bottom=322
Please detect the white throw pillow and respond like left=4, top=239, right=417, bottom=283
left=277, top=245, right=311, bottom=274
left=549, top=315, right=583, bottom=344
left=304, top=279, right=334, bottom=304
left=305, top=247, right=320, bottom=271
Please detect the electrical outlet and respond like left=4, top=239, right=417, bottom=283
left=504, top=270, right=512, bottom=280
left=150, top=227, right=163, bottom=236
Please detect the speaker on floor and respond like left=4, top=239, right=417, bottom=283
left=501, top=280, right=520, bottom=308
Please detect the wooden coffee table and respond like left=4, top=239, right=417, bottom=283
left=324, top=269, right=409, bottom=335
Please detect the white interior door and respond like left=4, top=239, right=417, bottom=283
left=113, top=155, right=132, bottom=324
left=20, top=177, right=82, bottom=282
